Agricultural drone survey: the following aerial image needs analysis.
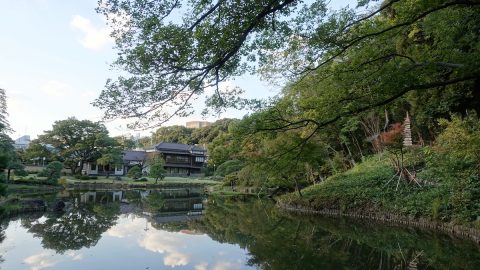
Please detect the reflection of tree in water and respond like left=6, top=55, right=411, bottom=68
left=0, top=221, right=6, bottom=264
left=192, top=197, right=480, bottom=270
left=142, top=192, right=165, bottom=212
left=22, top=203, right=120, bottom=253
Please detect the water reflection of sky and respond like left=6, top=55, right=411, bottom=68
left=0, top=214, right=254, bottom=270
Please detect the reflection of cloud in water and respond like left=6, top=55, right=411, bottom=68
left=23, top=252, right=57, bottom=270
left=195, top=262, right=208, bottom=270
left=106, top=215, right=248, bottom=269
left=139, top=231, right=190, bottom=267
left=106, top=216, right=144, bottom=238
left=213, top=261, right=242, bottom=270
left=164, top=252, right=190, bottom=267
left=66, top=251, right=83, bottom=261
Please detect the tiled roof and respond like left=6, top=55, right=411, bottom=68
left=122, top=150, right=147, bottom=161
left=154, top=142, right=206, bottom=153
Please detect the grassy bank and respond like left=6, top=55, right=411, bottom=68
left=279, top=153, right=480, bottom=229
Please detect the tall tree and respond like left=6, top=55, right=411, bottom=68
left=0, top=89, right=24, bottom=183
left=0, top=155, right=8, bottom=197
left=38, top=118, right=111, bottom=175
left=0, top=88, right=11, bottom=132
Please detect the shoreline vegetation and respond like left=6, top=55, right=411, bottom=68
left=276, top=152, right=480, bottom=244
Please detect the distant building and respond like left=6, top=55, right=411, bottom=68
left=13, top=135, right=31, bottom=150
left=83, top=142, right=207, bottom=177
left=147, top=142, right=207, bottom=176
left=186, top=121, right=212, bottom=129
left=82, top=150, right=146, bottom=176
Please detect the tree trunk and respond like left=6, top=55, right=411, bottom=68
left=7, top=168, right=11, bottom=183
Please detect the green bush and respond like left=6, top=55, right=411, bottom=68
left=223, top=173, right=239, bottom=187
left=215, top=160, right=244, bottom=177
left=419, top=113, right=480, bottom=222
left=135, top=177, right=148, bottom=182
left=127, top=166, right=142, bottom=179
left=14, top=169, right=29, bottom=177
left=13, top=178, right=58, bottom=186
left=43, top=161, right=63, bottom=181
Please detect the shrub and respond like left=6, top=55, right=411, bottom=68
left=42, top=161, right=63, bottom=184
left=223, top=173, right=239, bottom=187
left=135, top=177, right=148, bottom=182
left=127, top=166, right=142, bottom=179
left=13, top=178, right=58, bottom=186
left=215, top=160, right=244, bottom=177
left=14, top=169, right=29, bottom=177
left=80, top=175, right=90, bottom=180
left=89, top=176, right=98, bottom=180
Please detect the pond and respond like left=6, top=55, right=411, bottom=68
left=1, top=189, right=479, bottom=270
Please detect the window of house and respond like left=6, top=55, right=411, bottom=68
left=116, top=166, right=122, bottom=171
left=195, top=156, right=205, bottom=163
left=165, top=155, right=189, bottom=164
left=90, top=164, right=96, bottom=170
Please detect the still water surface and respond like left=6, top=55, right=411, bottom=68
left=1, top=189, right=479, bottom=270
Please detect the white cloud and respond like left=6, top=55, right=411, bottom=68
left=195, top=262, right=208, bottom=270
left=70, top=15, right=113, bottom=50
left=23, top=252, right=57, bottom=270
left=41, top=80, right=71, bottom=97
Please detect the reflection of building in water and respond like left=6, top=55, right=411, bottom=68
left=77, top=189, right=204, bottom=214
left=80, top=191, right=123, bottom=203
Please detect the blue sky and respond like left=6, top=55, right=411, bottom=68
left=0, top=0, right=355, bottom=139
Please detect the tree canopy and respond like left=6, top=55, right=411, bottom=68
left=95, top=0, right=480, bottom=129
left=38, top=118, right=112, bottom=175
